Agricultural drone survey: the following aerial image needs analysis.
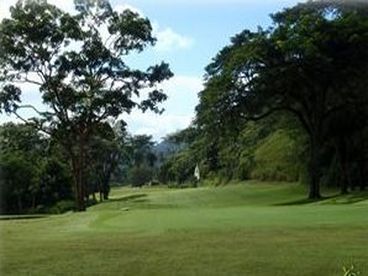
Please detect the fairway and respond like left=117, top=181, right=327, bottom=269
left=1, top=182, right=367, bottom=275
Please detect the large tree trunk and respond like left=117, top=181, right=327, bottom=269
left=32, top=193, right=36, bottom=210
left=359, top=161, right=367, bottom=191
left=17, top=194, right=23, bottom=213
left=70, top=136, right=87, bottom=212
left=98, top=177, right=104, bottom=202
left=72, top=160, right=86, bottom=212
left=102, top=170, right=111, bottom=200
left=333, top=136, right=350, bottom=194
left=308, top=134, right=322, bottom=199
left=336, top=137, right=350, bottom=195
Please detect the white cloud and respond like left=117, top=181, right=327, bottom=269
left=128, top=0, right=300, bottom=4
left=125, top=112, right=193, bottom=141
left=48, top=0, right=74, bottom=13
left=124, top=75, right=203, bottom=141
left=0, top=0, right=16, bottom=21
left=160, top=75, right=203, bottom=94
left=153, top=23, right=194, bottom=52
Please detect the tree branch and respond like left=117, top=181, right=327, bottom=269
left=13, top=111, right=52, bottom=135
left=17, top=104, right=53, bottom=116
left=245, top=105, right=312, bottom=136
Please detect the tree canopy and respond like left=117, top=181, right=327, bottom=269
left=0, top=0, right=173, bottom=210
left=195, top=0, right=368, bottom=198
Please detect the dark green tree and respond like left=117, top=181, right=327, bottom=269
left=86, top=121, right=123, bottom=201
left=126, top=134, right=156, bottom=186
left=196, top=1, right=368, bottom=198
left=0, top=122, right=73, bottom=213
left=0, top=0, right=172, bottom=210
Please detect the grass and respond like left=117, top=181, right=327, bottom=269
left=1, top=181, right=367, bottom=275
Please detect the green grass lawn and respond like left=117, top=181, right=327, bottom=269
left=1, top=181, right=367, bottom=275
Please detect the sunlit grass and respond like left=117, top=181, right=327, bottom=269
left=1, top=182, right=367, bottom=275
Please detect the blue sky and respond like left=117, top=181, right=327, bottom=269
left=0, top=0, right=304, bottom=141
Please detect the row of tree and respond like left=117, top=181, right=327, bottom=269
left=0, top=121, right=117, bottom=214
left=159, top=1, right=368, bottom=198
left=0, top=120, right=165, bottom=214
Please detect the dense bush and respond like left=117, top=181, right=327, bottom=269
left=47, top=200, right=76, bottom=214
left=128, top=166, right=154, bottom=187
left=0, top=123, right=73, bottom=214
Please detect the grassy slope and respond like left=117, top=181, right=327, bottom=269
left=1, top=182, right=367, bottom=275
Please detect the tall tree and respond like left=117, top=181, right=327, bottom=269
left=196, top=1, right=368, bottom=198
left=0, top=0, right=172, bottom=210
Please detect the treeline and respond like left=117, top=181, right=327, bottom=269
left=1, top=0, right=368, bottom=213
left=158, top=115, right=306, bottom=185
left=0, top=122, right=120, bottom=214
left=0, top=121, right=170, bottom=214
left=0, top=123, right=72, bottom=214
left=158, top=1, right=368, bottom=197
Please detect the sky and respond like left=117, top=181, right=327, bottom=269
left=0, top=0, right=304, bottom=141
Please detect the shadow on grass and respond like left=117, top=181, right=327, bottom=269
left=0, top=215, right=48, bottom=220
left=106, top=193, right=179, bottom=210
left=274, top=191, right=368, bottom=206
left=273, top=195, right=339, bottom=206
left=322, top=191, right=368, bottom=205
left=108, top=193, right=148, bottom=203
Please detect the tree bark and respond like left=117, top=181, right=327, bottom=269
left=17, top=194, right=23, bottom=213
left=78, top=138, right=87, bottom=211
left=359, top=161, right=367, bottom=191
left=70, top=138, right=87, bottom=212
left=99, top=190, right=103, bottom=202
left=308, top=134, right=322, bottom=199
left=336, top=137, right=350, bottom=195
left=32, top=194, right=36, bottom=210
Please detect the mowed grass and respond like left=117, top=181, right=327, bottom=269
left=1, top=182, right=368, bottom=275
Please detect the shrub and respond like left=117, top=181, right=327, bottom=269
left=128, top=166, right=153, bottom=187
left=48, top=200, right=75, bottom=214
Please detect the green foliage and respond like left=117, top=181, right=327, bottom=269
left=0, top=152, right=36, bottom=213
left=128, top=166, right=154, bottom=187
left=112, top=134, right=162, bottom=187
left=0, top=0, right=172, bottom=211
left=48, top=200, right=75, bottom=214
left=0, top=123, right=73, bottom=214
left=192, top=1, right=368, bottom=198
left=160, top=114, right=308, bottom=186
left=158, top=147, right=197, bottom=184
left=251, top=129, right=304, bottom=182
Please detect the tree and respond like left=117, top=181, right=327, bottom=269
left=0, top=122, right=73, bottom=213
left=0, top=123, right=43, bottom=212
left=196, top=1, right=368, bottom=198
left=125, top=134, right=157, bottom=186
left=0, top=0, right=173, bottom=211
left=86, top=121, right=123, bottom=201
left=128, top=135, right=155, bottom=167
